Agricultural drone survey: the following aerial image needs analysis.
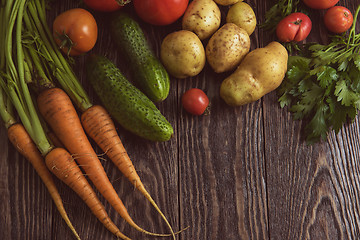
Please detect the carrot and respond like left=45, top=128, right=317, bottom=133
left=81, top=104, right=177, bottom=238
left=6, top=123, right=81, bottom=240
left=45, top=147, right=131, bottom=240
left=21, top=0, right=178, bottom=237
left=1, top=87, right=129, bottom=239
left=2, top=95, right=129, bottom=239
left=0, top=0, right=83, bottom=238
left=37, top=87, right=171, bottom=237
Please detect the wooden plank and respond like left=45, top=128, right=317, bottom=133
left=1, top=0, right=360, bottom=240
left=178, top=1, right=268, bottom=239
left=177, top=3, right=269, bottom=240
left=0, top=127, right=12, bottom=239
left=262, top=0, right=360, bottom=239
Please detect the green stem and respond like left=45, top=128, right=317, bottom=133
left=0, top=81, right=16, bottom=129
left=23, top=52, right=33, bottom=85
left=347, top=5, right=360, bottom=47
left=5, top=0, right=20, bottom=83
left=17, top=0, right=52, bottom=156
left=0, top=3, right=5, bottom=69
left=4, top=78, right=34, bottom=138
left=23, top=45, right=55, bottom=90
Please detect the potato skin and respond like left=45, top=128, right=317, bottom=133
left=220, top=41, right=288, bottom=106
left=206, top=23, right=250, bottom=73
left=182, top=0, right=221, bottom=40
left=226, top=2, right=257, bottom=36
left=160, top=30, right=205, bottom=79
left=214, top=0, right=241, bottom=6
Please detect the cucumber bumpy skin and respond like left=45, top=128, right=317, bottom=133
left=86, top=54, right=173, bottom=142
left=110, top=11, right=170, bottom=103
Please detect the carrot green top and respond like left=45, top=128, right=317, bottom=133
left=1, top=0, right=94, bottom=155
left=25, top=0, right=93, bottom=112
left=0, top=0, right=53, bottom=156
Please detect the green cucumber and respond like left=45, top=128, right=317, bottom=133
left=85, top=54, right=173, bottom=142
left=110, top=11, right=170, bottom=102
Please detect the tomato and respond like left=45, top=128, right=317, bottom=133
left=83, top=0, right=130, bottom=12
left=182, top=88, right=209, bottom=115
left=133, top=0, right=189, bottom=26
left=276, top=12, right=312, bottom=42
left=53, top=8, right=98, bottom=56
left=324, top=6, right=353, bottom=34
left=302, top=0, right=339, bottom=9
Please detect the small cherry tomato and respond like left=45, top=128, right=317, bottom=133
left=324, top=6, right=353, bottom=34
left=302, top=0, right=339, bottom=9
left=83, top=0, right=130, bottom=12
left=182, top=88, right=209, bottom=115
left=276, top=12, right=312, bottom=42
left=53, top=8, right=98, bottom=56
left=133, top=0, right=189, bottom=26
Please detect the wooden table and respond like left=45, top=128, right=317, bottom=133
left=1, top=0, right=360, bottom=239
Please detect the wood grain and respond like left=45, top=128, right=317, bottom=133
left=1, top=0, right=360, bottom=240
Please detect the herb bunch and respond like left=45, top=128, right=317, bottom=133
left=278, top=5, right=360, bottom=144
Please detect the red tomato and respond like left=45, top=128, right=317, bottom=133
left=276, top=12, right=312, bottom=42
left=133, top=0, right=189, bottom=26
left=324, top=6, right=353, bottom=34
left=302, top=0, right=339, bottom=9
left=83, top=0, right=130, bottom=12
left=53, top=8, right=98, bottom=56
left=182, top=88, right=209, bottom=115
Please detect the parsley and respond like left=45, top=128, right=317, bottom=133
left=278, top=5, right=360, bottom=144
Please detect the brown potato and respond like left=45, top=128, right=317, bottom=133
left=160, top=30, right=206, bottom=79
left=182, top=0, right=221, bottom=40
left=226, top=2, right=257, bottom=36
left=214, top=0, right=241, bottom=6
left=206, top=23, right=250, bottom=73
left=220, top=41, right=288, bottom=106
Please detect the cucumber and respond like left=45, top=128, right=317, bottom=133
left=110, top=11, right=170, bottom=102
left=85, top=54, right=173, bottom=142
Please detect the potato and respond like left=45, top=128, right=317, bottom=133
left=160, top=30, right=206, bottom=79
left=206, top=23, right=250, bottom=73
left=214, top=0, right=241, bottom=6
left=226, top=2, right=257, bottom=36
left=182, top=0, right=221, bottom=40
left=220, top=41, right=288, bottom=106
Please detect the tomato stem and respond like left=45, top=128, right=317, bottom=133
left=116, top=0, right=132, bottom=6
left=293, top=19, right=302, bottom=25
left=54, top=30, right=76, bottom=56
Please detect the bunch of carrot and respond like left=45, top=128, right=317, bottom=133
left=0, top=0, right=79, bottom=239
left=0, top=0, right=182, bottom=239
left=0, top=0, right=135, bottom=239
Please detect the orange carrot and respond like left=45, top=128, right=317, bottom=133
left=45, top=147, right=131, bottom=240
left=37, top=87, right=170, bottom=237
left=7, top=123, right=81, bottom=240
left=81, top=104, right=177, bottom=238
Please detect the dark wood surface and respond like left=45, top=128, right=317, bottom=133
left=1, top=0, right=360, bottom=239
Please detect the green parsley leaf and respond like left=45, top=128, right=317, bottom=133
left=353, top=54, right=360, bottom=70
left=316, top=66, right=338, bottom=88
left=334, top=79, right=359, bottom=107
left=305, top=102, right=329, bottom=143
